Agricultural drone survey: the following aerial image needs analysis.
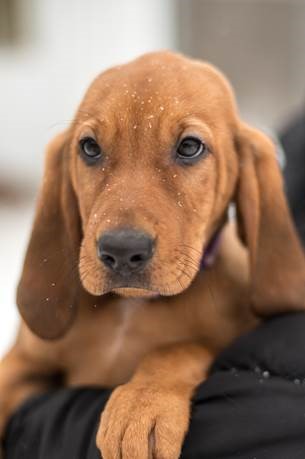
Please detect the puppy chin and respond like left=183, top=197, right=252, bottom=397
left=112, top=288, right=159, bottom=298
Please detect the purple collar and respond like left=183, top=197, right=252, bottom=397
left=200, top=228, right=223, bottom=270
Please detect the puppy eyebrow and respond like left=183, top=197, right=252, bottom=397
left=75, top=119, right=111, bottom=144
left=176, top=118, right=214, bottom=148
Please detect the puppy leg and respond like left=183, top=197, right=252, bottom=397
left=97, top=343, right=213, bottom=459
left=0, top=344, right=59, bottom=452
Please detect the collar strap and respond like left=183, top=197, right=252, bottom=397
left=200, top=227, right=223, bottom=270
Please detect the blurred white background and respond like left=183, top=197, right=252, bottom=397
left=1, top=0, right=305, bottom=356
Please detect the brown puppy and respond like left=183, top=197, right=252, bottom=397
left=1, top=51, right=305, bottom=459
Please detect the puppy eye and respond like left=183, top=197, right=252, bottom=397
left=177, top=137, right=207, bottom=163
left=79, top=137, right=102, bottom=163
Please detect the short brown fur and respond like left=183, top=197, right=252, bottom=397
left=1, top=51, right=305, bottom=459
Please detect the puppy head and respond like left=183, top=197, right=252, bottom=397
left=17, top=51, right=305, bottom=339
left=73, top=52, right=238, bottom=298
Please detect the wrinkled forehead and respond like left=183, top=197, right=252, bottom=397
left=75, top=52, right=237, bottom=133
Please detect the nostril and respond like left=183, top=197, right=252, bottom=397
left=130, top=254, right=145, bottom=263
left=100, top=253, right=116, bottom=269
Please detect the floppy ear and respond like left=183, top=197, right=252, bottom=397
left=17, top=132, right=82, bottom=339
left=235, top=123, right=305, bottom=315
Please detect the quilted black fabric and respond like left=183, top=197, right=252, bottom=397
left=4, top=313, right=305, bottom=459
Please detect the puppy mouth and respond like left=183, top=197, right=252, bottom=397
left=81, top=270, right=196, bottom=298
left=112, top=287, right=160, bottom=298
left=103, top=274, right=156, bottom=296
left=97, top=265, right=197, bottom=297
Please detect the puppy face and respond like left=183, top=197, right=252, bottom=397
left=69, top=52, right=239, bottom=297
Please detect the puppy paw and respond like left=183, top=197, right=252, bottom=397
left=96, top=381, right=190, bottom=459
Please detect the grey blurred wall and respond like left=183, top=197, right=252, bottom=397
left=177, top=0, right=305, bottom=129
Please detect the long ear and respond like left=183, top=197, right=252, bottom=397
left=17, top=132, right=82, bottom=339
left=235, top=123, right=305, bottom=315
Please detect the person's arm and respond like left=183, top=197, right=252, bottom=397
left=4, top=312, right=305, bottom=459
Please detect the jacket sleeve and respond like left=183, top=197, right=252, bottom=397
left=4, top=313, right=305, bottom=459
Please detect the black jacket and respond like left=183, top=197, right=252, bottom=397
left=4, top=312, right=305, bottom=459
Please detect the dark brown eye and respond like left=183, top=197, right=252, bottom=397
left=79, top=137, right=102, bottom=163
left=177, top=136, right=207, bottom=163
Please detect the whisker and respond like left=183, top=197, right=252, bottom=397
left=176, top=256, right=199, bottom=270
left=176, top=256, right=198, bottom=270
left=174, top=251, right=200, bottom=270
left=176, top=264, right=197, bottom=278
left=178, top=244, right=203, bottom=256
left=177, top=253, right=201, bottom=266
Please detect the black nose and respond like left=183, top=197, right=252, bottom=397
left=97, top=229, right=154, bottom=276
